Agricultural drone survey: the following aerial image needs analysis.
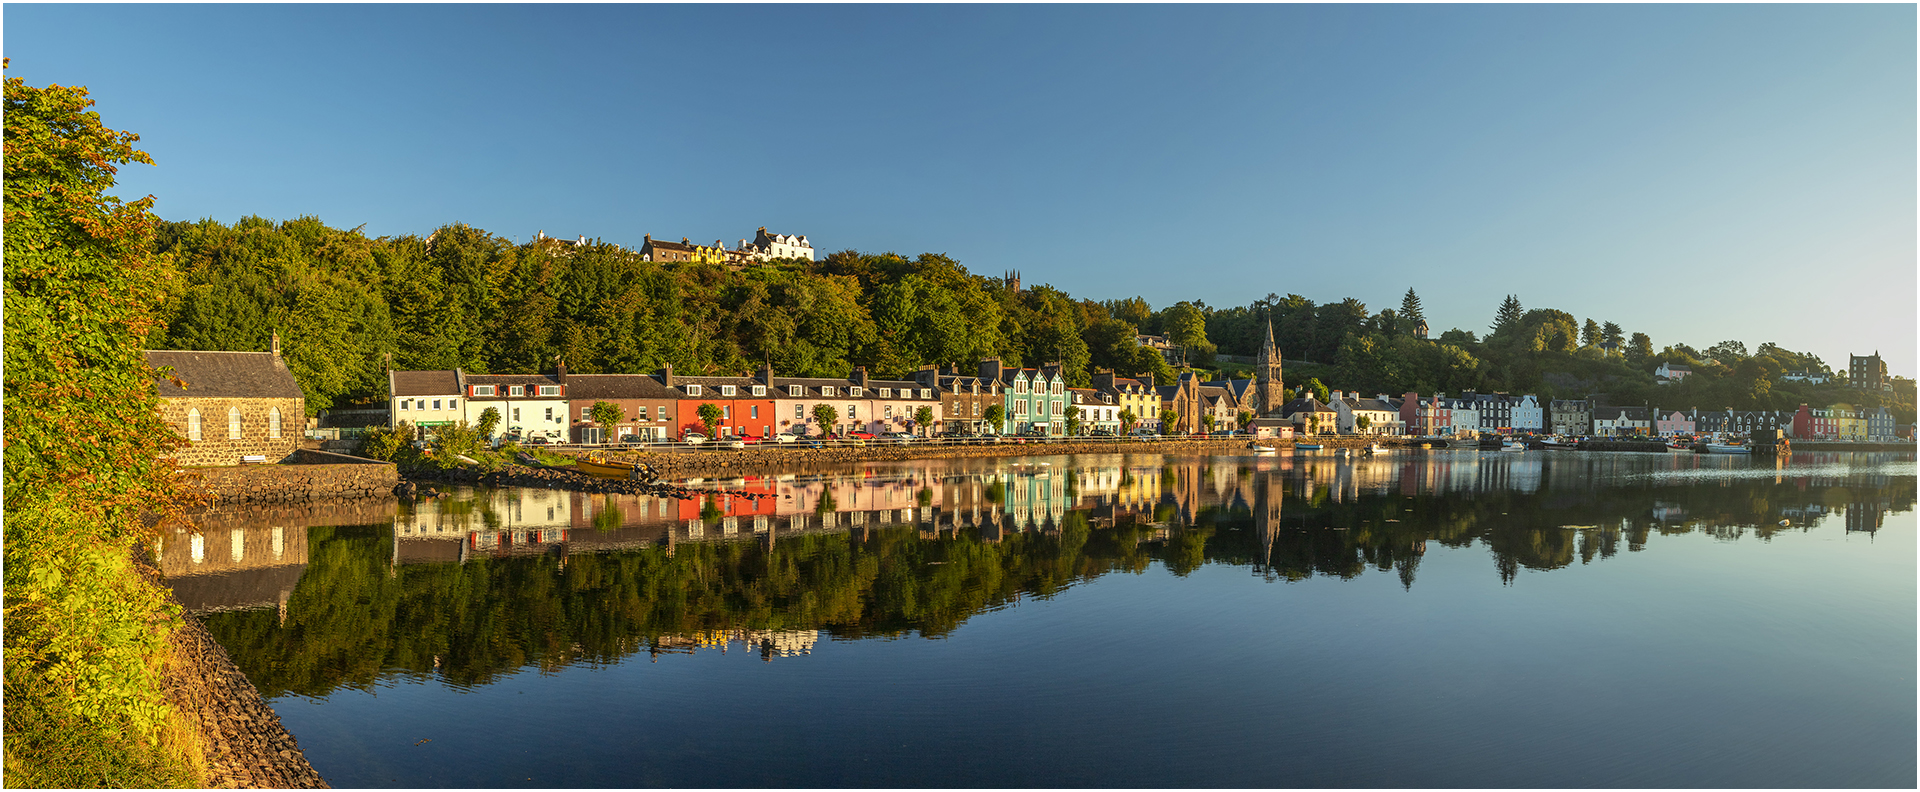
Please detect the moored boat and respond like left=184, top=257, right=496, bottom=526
left=1296, top=443, right=1323, bottom=451
left=1250, top=443, right=1278, bottom=454
left=1703, top=443, right=1750, bottom=454
left=571, top=455, right=651, bottom=479
left=1540, top=438, right=1576, bottom=449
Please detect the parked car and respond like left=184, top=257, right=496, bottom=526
left=774, top=432, right=799, bottom=444
left=620, top=435, right=645, bottom=446
left=525, top=435, right=551, bottom=446
left=721, top=438, right=746, bottom=450
left=739, top=435, right=762, bottom=445
left=883, top=432, right=915, bottom=444
left=682, top=433, right=708, bottom=445
left=848, top=431, right=876, bottom=440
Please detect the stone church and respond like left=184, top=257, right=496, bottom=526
left=148, top=336, right=306, bottom=466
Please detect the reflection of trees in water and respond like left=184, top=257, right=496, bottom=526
left=200, top=456, right=1914, bottom=698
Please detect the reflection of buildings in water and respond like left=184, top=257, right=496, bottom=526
left=1845, top=501, right=1887, bottom=534
left=649, top=629, right=819, bottom=662
left=158, top=521, right=308, bottom=618
left=1650, top=501, right=1686, bottom=522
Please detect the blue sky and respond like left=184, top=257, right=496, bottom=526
left=8, top=4, right=1913, bottom=375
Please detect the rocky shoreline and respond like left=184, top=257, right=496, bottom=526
left=139, top=551, right=329, bottom=789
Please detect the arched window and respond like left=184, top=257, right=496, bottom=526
left=187, top=408, right=202, bottom=441
left=269, top=407, right=282, bottom=439
left=228, top=406, right=242, bottom=439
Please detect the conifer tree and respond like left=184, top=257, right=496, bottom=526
left=1491, top=295, right=1524, bottom=337
left=1399, top=288, right=1425, bottom=326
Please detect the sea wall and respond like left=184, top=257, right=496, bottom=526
left=185, top=460, right=398, bottom=506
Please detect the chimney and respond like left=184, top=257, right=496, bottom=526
left=915, top=364, right=938, bottom=389
left=758, top=362, right=773, bottom=385
left=852, top=366, right=869, bottom=388
left=1092, top=371, right=1114, bottom=391
left=1142, top=373, right=1156, bottom=391
left=555, top=360, right=568, bottom=385
left=271, top=332, right=281, bottom=357
left=1041, top=361, right=1063, bottom=380
left=659, top=363, right=674, bottom=388
left=978, top=357, right=1004, bottom=383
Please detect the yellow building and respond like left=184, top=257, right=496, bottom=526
left=1833, top=403, right=1868, bottom=441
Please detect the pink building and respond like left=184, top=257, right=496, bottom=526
left=1654, top=410, right=1696, bottom=438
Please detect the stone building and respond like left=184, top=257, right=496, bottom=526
left=148, top=340, right=306, bottom=466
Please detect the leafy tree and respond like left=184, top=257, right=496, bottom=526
left=476, top=406, right=502, bottom=440
left=1628, top=332, right=1654, bottom=365
left=812, top=403, right=839, bottom=436
left=1306, top=377, right=1330, bottom=403
left=1705, top=340, right=1749, bottom=366
left=590, top=401, right=623, bottom=441
left=1159, top=408, right=1178, bottom=432
left=1581, top=319, right=1602, bottom=348
left=1161, top=301, right=1215, bottom=366
left=1201, top=413, right=1215, bottom=433
left=914, top=405, right=935, bottom=436
left=983, top=403, right=1005, bottom=434
left=1602, top=321, right=1624, bottom=350
left=1356, top=415, right=1372, bottom=433
left=1065, top=405, right=1082, bottom=436
left=1238, top=410, right=1252, bottom=430
left=4, top=67, right=199, bottom=785
left=429, top=421, right=483, bottom=468
left=697, top=403, right=722, bottom=437
left=1119, top=409, right=1136, bottom=434
left=357, top=424, right=408, bottom=461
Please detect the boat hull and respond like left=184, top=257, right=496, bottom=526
left=572, top=456, right=638, bottom=478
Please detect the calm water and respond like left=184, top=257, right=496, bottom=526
left=164, top=450, right=1916, bottom=788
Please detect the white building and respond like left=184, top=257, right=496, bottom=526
left=1510, top=394, right=1544, bottom=432
left=740, top=227, right=815, bottom=261
left=1655, top=362, right=1692, bottom=384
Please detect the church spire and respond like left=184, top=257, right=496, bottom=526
left=1257, top=319, right=1284, bottom=416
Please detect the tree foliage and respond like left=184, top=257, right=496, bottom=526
left=3, top=66, right=198, bottom=785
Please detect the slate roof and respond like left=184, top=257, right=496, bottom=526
left=389, top=369, right=461, bottom=397
left=563, top=374, right=675, bottom=400
left=1279, top=396, right=1338, bottom=415
left=148, top=350, right=305, bottom=400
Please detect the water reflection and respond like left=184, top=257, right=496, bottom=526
left=169, top=450, right=1913, bottom=699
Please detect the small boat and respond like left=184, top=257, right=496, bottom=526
left=1250, top=443, right=1278, bottom=455
left=1500, top=440, right=1524, bottom=451
left=1539, top=438, right=1576, bottom=450
left=1703, top=443, right=1750, bottom=455
left=572, top=455, right=652, bottom=479
left=1364, top=443, right=1385, bottom=455
left=1296, top=443, right=1323, bottom=451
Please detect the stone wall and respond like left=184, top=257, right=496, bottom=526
left=161, top=396, right=305, bottom=467
left=186, top=462, right=398, bottom=506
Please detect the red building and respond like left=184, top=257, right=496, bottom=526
left=672, top=373, right=777, bottom=439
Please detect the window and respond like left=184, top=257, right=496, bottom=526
left=723, top=406, right=731, bottom=420
left=822, top=387, right=834, bottom=397
left=400, top=399, right=411, bottom=411
left=227, top=407, right=242, bottom=439
left=885, top=405, right=894, bottom=419
left=509, top=385, right=525, bottom=397
left=638, top=405, right=649, bottom=420
left=187, top=408, right=202, bottom=441
left=473, top=385, right=495, bottom=397
left=721, top=385, right=736, bottom=397
left=789, top=385, right=803, bottom=397
left=751, top=385, right=766, bottom=397
left=846, top=405, right=856, bottom=419
left=544, top=407, right=553, bottom=421
left=432, top=399, right=441, bottom=410
left=538, top=385, right=560, bottom=396
left=686, top=384, right=702, bottom=396
left=513, top=407, right=521, bottom=421
left=1016, top=380, right=1026, bottom=394
left=795, top=404, right=805, bottom=420
left=850, top=387, right=863, bottom=397
left=582, top=407, right=592, bottom=420
left=879, top=388, right=892, bottom=398
left=269, top=407, right=282, bottom=439
left=750, top=405, right=759, bottom=419
left=920, top=389, right=931, bottom=399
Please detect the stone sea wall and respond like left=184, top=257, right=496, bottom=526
left=185, top=458, right=398, bottom=506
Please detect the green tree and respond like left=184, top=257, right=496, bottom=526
left=476, top=406, right=502, bottom=440
left=1356, top=414, right=1372, bottom=433
left=1492, top=295, right=1524, bottom=338
left=590, top=401, right=623, bottom=442
left=812, top=403, right=839, bottom=436
left=1400, top=288, right=1425, bottom=329
left=1119, top=408, right=1136, bottom=434
left=1628, top=332, right=1654, bottom=365
left=1581, top=319, right=1602, bottom=348
left=1306, top=378, right=1330, bottom=403
left=1159, top=408, right=1178, bottom=432
left=1200, top=413, right=1215, bottom=433
left=697, top=402, right=723, bottom=437
left=1065, top=404, right=1082, bottom=436
left=983, top=403, right=1006, bottom=434
left=4, top=68, right=199, bottom=785
left=1238, top=410, right=1252, bottom=431
left=1602, top=321, right=1624, bottom=350
left=914, top=405, right=935, bottom=436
